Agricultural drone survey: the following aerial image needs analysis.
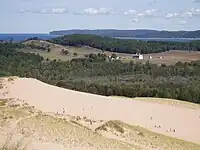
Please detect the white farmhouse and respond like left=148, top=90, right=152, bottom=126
left=138, top=54, right=144, bottom=60
left=133, top=53, right=144, bottom=60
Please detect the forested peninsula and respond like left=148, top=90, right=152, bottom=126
left=50, top=34, right=200, bottom=54
left=50, top=29, right=200, bottom=38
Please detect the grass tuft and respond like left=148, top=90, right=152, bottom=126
left=0, top=100, right=7, bottom=107
left=0, top=132, right=27, bottom=150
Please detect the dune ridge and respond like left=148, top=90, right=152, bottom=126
left=0, top=77, right=200, bottom=149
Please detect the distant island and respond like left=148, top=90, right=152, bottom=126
left=50, top=29, right=200, bottom=38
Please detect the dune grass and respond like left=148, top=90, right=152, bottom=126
left=0, top=132, right=27, bottom=150
left=95, top=120, right=200, bottom=150
left=0, top=100, right=7, bottom=107
left=0, top=98, right=200, bottom=150
left=0, top=140, right=26, bottom=150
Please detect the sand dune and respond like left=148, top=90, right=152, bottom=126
left=1, top=77, right=200, bottom=149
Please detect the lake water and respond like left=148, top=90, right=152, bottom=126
left=0, top=34, right=58, bottom=42
left=0, top=34, right=199, bottom=42
left=115, top=37, right=200, bottom=42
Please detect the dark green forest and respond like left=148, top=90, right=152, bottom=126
left=1, top=43, right=200, bottom=104
left=49, top=34, right=200, bottom=54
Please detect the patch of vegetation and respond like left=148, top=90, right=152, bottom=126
left=137, top=131, right=145, bottom=137
left=0, top=104, right=199, bottom=150
left=23, top=40, right=51, bottom=51
left=95, top=125, right=108, bottom=132
left=0, top=100, right=7, bottom=106
left=7, top=77, right=14, bottom=82
left=95, top=121, right=125, bottom=134
left=70, top=120, right=85, bottom=128
left=0, top=106, right=31, bottom=122
left=0, top=82, right=3, bottom=89
left=106, top=121, right=200, bottom=150
left=73, top=52, right=78, bottom=57
left=1, top=43, right=200, bottom=104
left=0, top=133, right=26, bottom=150
left=60, top=49, right=69, bottom=55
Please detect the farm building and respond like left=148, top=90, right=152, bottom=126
left=132, top=53, right=144, bottom=60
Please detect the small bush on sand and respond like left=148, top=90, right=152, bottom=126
left=0, top=100, right=7, bottom=106
left=95, top=121, right=124, bottom=134
left=137, top=132, right=145, bottom=137
left=8, top=78, right=14, bottom=82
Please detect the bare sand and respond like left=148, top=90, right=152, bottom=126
left=1, top=77, right=200, bottom=146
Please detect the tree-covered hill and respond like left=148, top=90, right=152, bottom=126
left=49, top=34, right=200, bottom=54
left=50, top=29, right=200, bottom=38
left=1, top=43, right=200, bottom=104
left=136, top=30, right=200, bottom=38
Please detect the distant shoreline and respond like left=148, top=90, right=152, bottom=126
left=50, top=29, right=200, bottom=39
left=1, top=33, right=200, bottom=42
left=114, top=37, right=200, bottom=42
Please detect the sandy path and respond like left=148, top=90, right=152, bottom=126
left=3, top=78, right=200, bottom=144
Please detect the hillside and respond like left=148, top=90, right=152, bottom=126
left=136, top=30, right=200, bottom=38
left=7, top=40, right=196, bottom=67
left=21, top=39, right=133, bottom=61
left=2, top=43, right=200, bottom=104
left=50, top=29, right=157, bottom=37
left=20, top=40, right=200, bottom=65
left=50, top=29, right=200, bottom=38
left=49, top=34, right=200, bottom=54
left=0, top=77, right=200, bottom=150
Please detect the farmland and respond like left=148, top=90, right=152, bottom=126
left=19, top=39, right=200, bottom=65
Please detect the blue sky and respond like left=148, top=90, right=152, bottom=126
left=1, top=0, right=200, bottom=33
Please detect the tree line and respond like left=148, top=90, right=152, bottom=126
left=49, top=34, right=200, bottom=54
left=1, top=43, right=200, bottom=104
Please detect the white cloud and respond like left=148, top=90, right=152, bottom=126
left=81, top=8, right=115, bottom=15
left=165, top=13, right=179, bottom=18
left=19, top=7, right=200, bottom=21
left=51, top=8, right=68, bottom=14
left=180, top=8, right=200, bottom=18
left=124, top=9, right=136, bottom=16
left=19, top=9, right=26, bottom=13
left=182, top=11, right=193, bottom=17
left=78, top=8, right=157, bottom=17
left=190, top=8, right=200, bottom=16
left=136, top=9, right=157, bottom=17
left=137, top=13, right=145, bottom=17
left=162, top=8, right=200, bottom=19
left=145, top=9, right=157, bottom=16
left=19, top=8, right=68, bottom=14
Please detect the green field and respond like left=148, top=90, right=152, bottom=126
left=19, top=40, right=200, bottom=65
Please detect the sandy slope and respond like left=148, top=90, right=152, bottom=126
left=1, top=77, right=200, bottom=146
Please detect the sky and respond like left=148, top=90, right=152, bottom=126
left=1, top=0, right=200, bottom=33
